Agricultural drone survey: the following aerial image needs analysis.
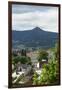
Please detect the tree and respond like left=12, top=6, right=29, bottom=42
left=32, top=44, right=59, bottom=85
left=37, top=50, right=48, bottom=68
left=54, top=43, right=60, bottom=82
left=33, top=72, right=39, bottom=85
left=33, top=59, right=58, bottom=85
left=38, top=64, right=49, bottom=85
left=12, top=56, right=31, bottom=65
left=27, top=57, right=32, bottom=65
left=54, top=43, right=59, bottom=60
left=38, top=50, right=48, bottom=62
left=21, top=49, right=26, bottom=56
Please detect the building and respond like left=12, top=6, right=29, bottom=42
left=16, top=62, right=32, bottom=76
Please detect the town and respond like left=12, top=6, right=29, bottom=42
left=12, top=46, right=58, bottom=85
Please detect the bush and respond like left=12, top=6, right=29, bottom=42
left=33, top=72, right=39, bottom=85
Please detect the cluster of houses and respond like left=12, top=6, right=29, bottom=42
left=12, top=49, right=48, bottom=77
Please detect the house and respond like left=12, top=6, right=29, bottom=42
left=27, top=51, right=48, bottom=70
left=40, top=59, right=48, bottom=68
left=32, top=59, right=48, bottom=70
left=16, top=62, right=32, bottom=76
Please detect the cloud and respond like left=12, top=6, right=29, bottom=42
left=12, top=5, right=58, bottom=33
left=12, top=4, right=52, bottom=14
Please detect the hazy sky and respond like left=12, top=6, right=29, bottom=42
left=12, top=4, right=58, bottom=32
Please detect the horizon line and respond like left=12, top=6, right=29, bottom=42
left=12, top=26, right=58, bottom=33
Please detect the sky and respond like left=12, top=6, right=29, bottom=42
left=12, top=4, right=59, bottom=33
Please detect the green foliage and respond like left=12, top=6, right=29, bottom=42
left=33, top=43, right=59, bottom=85
left=54, top=43, right=59, bottom=60
left=12, top=55, right=31, bottom=65
left=33, top=59, right=58, bottom=85
left=18, top=56, right=28, bottom=64
left=33, top=72, right=39, bottom=85
left=38, top=50, right=48, bottom=62
left=38, top=67, right=49, bottom=84
left=26, top=56, right=31, bottom=64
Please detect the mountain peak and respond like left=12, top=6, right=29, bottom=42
left=32, top=27, right=44, bottom=31
left=34, top=27, right=41, bottom=29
